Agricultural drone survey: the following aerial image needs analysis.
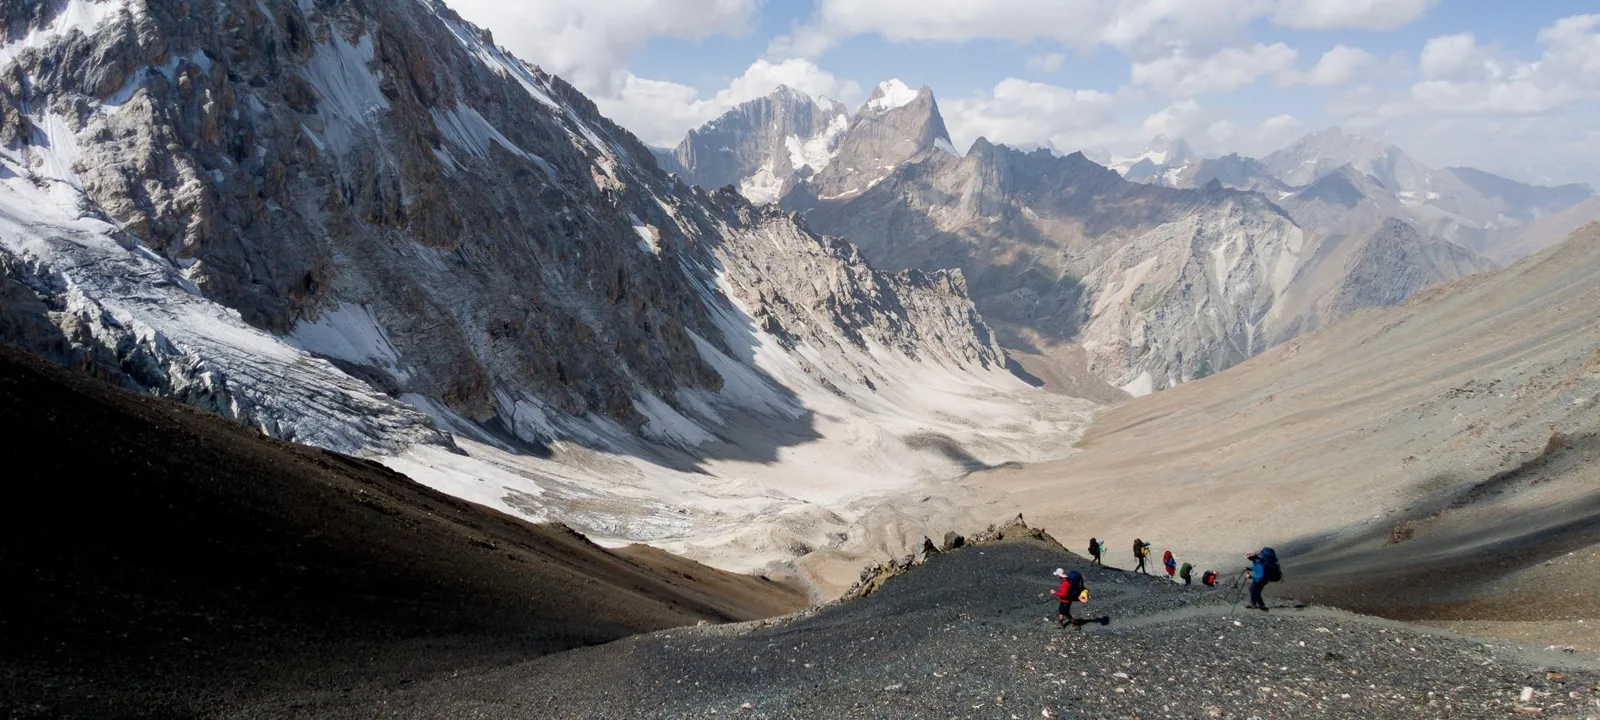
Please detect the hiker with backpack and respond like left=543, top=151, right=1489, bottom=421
left=1201, top=570, right=1218, bottom=587
left=1178, top=562, right=1194, bottom=586
left=1051, top=568, right=1088, bottom=628
left=1132, top=539, right=1151, bottom=574
left=1087, top=538, right=1104, bottom=567
left=1162, top=550, right=1177, bottom=579
left=1245, top=547, right=1282, bottom=611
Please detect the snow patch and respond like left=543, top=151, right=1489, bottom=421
left=1120, top=371, right=1155, bottom=398
left=629, top=213, right=660, bottom=254
left=866, top=79, right=919, bottom=113
left=286, top=302, right=412, bottom=382
left=0, top=0, right=128, bottom=66
left=934, top=137, right=961, bottom=157
left=302, top=33, right=388, bottom=156
left=739, top=166, right=784, bottom=205
left=784, top=113, right=849, bottom=172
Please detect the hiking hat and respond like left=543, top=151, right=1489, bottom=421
left=1053, top=568, right=1067, bottom=578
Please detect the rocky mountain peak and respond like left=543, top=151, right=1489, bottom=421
left=664, top=82, right=852, bottom=203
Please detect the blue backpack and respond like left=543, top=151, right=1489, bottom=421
left=1258, top=547, right=1282, bottom=582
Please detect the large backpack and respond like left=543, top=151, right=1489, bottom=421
left=1179, top=562, right=1193, bottom=579
left=1258, top=547, right=1282, bottom=582
left=1067, top=570, right=1088, bottom=602
left=1202, top=570, right=1218, bottom=586
left=1087, top=539, right=1099, bottom=555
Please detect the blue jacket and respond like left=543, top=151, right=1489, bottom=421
left=1250, top=556, right=1266, bottom=582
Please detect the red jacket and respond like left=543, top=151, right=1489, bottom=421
left=1054, top=578, right=1073, bottom=601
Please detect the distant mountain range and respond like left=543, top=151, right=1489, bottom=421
left=1097, top=126, right=1597, bottom=261
left=657, top=84, right=1530, bottom=395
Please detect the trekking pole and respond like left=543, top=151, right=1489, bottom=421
left=1230, top=569, right=1250, bottom=608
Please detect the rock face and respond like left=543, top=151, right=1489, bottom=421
left=805, top=79, right=957, bottom=201
left=663, top=86, right=849, bottom=204
left=0, top=0, right=1008, bottom=457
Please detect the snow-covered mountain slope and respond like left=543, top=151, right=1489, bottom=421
left=0, top=0, right=1090, bottom=577
left=661, top=86, right=849, bottom=205
left=786, top=138, right=1491, bottom=395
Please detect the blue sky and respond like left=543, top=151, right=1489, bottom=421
left=448, top=0, right=1600, bottom=187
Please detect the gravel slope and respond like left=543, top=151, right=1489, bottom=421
left=269, top=535, right=1600, bottom=719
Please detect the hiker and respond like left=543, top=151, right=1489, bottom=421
left=1201, top=570, right=1218, bottom=587
left=1132, top=538, right=1151, bottom=574
left=1052, top=568, right=1088, bottom=628
left=1087, top=538, right=1103, bottom=567
left=1245, top=547, right=1282, bottom=611
left=1178, top=562, right=1194, bottom=586
left=1162, top=550, right=1177, bottom=579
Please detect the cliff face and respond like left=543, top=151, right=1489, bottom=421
left=666, top=86, right=849, bottom=204
left=0, top=0, right=1008, bottom=455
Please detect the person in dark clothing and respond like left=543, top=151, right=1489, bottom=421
left=1202, top=570, right=1218, bottom=587
left=1052, top=568, right=1087, bottom=628
left=1087, top=538, right=1103, bottom=567
left=1132, top=538, right=1151, bottom=574
left=1245, top=547, right=1281, bottom=611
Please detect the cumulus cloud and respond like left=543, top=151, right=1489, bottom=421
left=1131, top=43, right=1299, bottom=97
left=1271, top=0, right=1437, bottom=31
left=447, top=0, right=759, bottom=92
left=1418, top=33, right=1478, bottom=79
left=772, top=0, right=1432, bottom=60
left=445, top=0, right=863, bottom=149
left=1026, top=52, right=1067, bottom=73
left=1206, top=114, right=1306, bottom=156
left=1407, top=15, right=1600, bottom=115
left=942, top=78, right=1120, bottom=151
left=596, top=59, right=864, bottom=147
left=1284, top=45, right=1377, bottom=86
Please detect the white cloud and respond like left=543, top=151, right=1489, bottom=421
left=1271, top=0, right=1437, bottom=31
left=1406, top=15, right=1600, bottom=115
left=446, top=0, right=759, bottom=91
left=1026, top=52, right=1067, bottom=73
left=595, top=59, right=864, bottom=147
left=773, top=0, right=1432, bottom=60
left=1205, top=115, right=1304, bottom=156
left=1418, top=33, right=1478, bottom=79
left=942, top=78, right=1121, bottom=151
left=1285, top=45, right=1376, bottom=86
left=1131, top=43, right=1298, bottom=97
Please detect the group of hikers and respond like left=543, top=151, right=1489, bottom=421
left=1051, top=538, right=1282, bottom=628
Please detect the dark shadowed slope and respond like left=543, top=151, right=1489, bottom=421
left=0, top=347, right=805, bottom=719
